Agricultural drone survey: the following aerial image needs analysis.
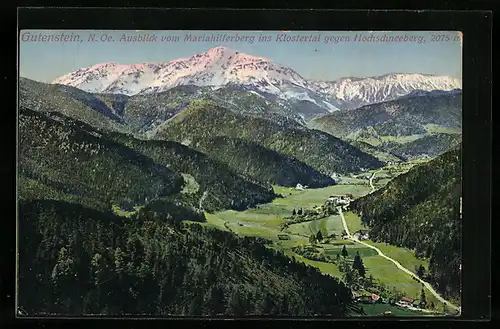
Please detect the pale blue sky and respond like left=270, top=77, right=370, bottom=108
left=19, top=30, right=462, bottom=83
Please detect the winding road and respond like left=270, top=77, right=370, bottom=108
left=369, top=170, right=382, bottom=193
left=338, top=207, right=459, bottom=313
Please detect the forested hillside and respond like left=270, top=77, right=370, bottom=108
left=18, top=199, right=360, bottom=316
left=19, top=77, right=131, bottom=134
left=154, top=100, right=383, bottom=176
left=107, top=133, right=277, bottom=212
left=187, top=136, right=336, bottom=188
left=19, top=107, right=277, bottom=213
left=350, top=146, right=461, bottom=302
left=19, top=107, right=183, bottom=211
left=379, top=133, right=462, bottom=161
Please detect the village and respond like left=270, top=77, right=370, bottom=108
left=281, top=184, right=442, bottom=316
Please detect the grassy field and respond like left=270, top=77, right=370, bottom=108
left=424, top=124, right=462, bottom=135
left=353, top=134, right=423, bottom=147
left=273, top=184, right=372, bottom=204
left=363, top=240, right=429, bottom=275
left=196, top=175, right=446, bottom=316
left=282, top=249, right=342, bottom=278
left=111, top=205, right=144, bottom=217
left=324, top=244, right=378, bottom=259
left=360, top=303, right=432, bottom=317
left=380, top=135, right=425, bottom=144
left=342, top=211, right=368, bottom=234
left=362, top=255, right=440, bottom=308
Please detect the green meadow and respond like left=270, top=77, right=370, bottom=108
left=198, top=176, right=443, bottom=314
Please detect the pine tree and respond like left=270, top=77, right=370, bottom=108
left=341, top=245, right=348, bottom=258
left=298, top=208, right=303, bottom=215
left=316, top=230, right=323, bottom=242
left=416, top=264, right=426, bottom=278
left=228, top=288, right=245, bottom=317
left=203, top=285, right=225, bottom=316
left=259, top=292, right=274, bottom=315
left=419, top=288, right=427, bottom=309
left=352, top=251, right=366, bottom=277
left=280, top=293, right=290, bottom=315
left=292, top=209, right=296, bottom=216
left=358, top=263, right=366, bottom=277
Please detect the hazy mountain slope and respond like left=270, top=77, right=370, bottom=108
left=191, top=136, right=336, bottom=188
left=310, top=90, right=462, bottom=138
left=379, top=133, right=462, bottom=161
left=345, top=140, right=405, bottom=163
left=349, top=146, right=461, bottom=302
left=120, top=85, right=310, bottom=133
left=19, top=107, right=183, bottom=211
left=18, top=199, right=359, bottom=316
left=19, top=77, right=132, bottom=134
left=153, top=100, right=384, bottom=176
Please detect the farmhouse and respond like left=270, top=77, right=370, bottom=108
left=371, top=294, right=382, bottom=304
left=356, top=292, right=382, bottom=304
left=296, top=183, right=305, bottom=190
left=327, top=195, right=351, bottom=205
left=357, top=295, right=373, bottom=304
left=354, top=230, right=370, bottom=240
left=398, top=297, right=415, bottom=307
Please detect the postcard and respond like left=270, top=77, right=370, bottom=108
left=17, top=30, right=462, bottom=318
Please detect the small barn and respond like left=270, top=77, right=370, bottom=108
left=277, top=234, right=290, bottom=241
left=371, top=294, right=382, bottom=304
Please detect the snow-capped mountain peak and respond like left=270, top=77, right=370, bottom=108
left=51, top=47, right=461, bottom=114
left=310, top=73, right=462, bottom=109
left=52, top=46, right=311, bottom=97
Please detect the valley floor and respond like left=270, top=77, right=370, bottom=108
left=189, top=162, right=460, bottom=317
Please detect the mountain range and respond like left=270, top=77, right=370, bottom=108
left=51, top=46, right=462, bottom=114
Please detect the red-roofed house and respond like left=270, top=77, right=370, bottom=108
left=398, top=297, right=415, bottom=306
left=371, top=294, right=381, bottom=303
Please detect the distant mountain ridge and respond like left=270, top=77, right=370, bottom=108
left=310, top=74, right=461, bottom=110
left=49, top=46, right=461, bottom=112
left=310, top=89, right=462, bottom=138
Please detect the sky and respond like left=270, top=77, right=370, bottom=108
left=19, top=30, right=462, bottom=83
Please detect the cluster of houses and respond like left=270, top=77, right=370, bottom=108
left=353, top=230, right=370, bottom=240
left=326, top=195, right=353, bottom=210
left=395, top=297, right=421, bottom=309
left=352, top=291, right=382, bottom=304
left=353, top=291, right=423, bottom=309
